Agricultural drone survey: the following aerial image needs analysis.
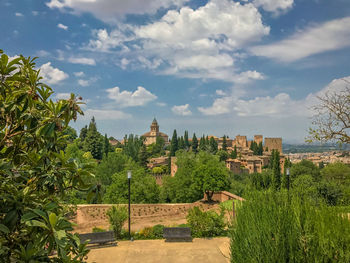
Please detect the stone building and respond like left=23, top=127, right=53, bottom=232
left=142, top=118, right=169, bottom=146
left=264, top=137, right=282, bottom=153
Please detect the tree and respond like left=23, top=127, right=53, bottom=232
left=138, top=144, right=149, bottom=168
left=230, top=146, right=238, bottom=159
left=271, top=150, right=281, bottom=190
left=199, top=135, right=206, bottom=151
left=83, top=117, right=103, bottom=160
left=103, top=167, right=160, bottom=204
left=103, top=133, right=111, bottom=156
left=222, top=135, right=227, bottom=151
left=107, top=206, right=128, bottom=239
left=192, top=133, right=198, bottom=153
left=79, top=125, right=88, bottom=141
left=209, top=137, right=218, bottom=154
left=308, top=80, right=350, bottom=143
left=320, top=162, right=350, bottom=183
left=170, top=129, right=178, bottom=156
left=257, top=142, right=263, bottom=155
left=0, top=51, right=91, bottom=261
left=178, top=136, right=185, bottom=150
left=63, top=126, right=78, bottom=142
left=217, top=149, right=229, bottom=162
left=184, top=130, right=190, bottom=150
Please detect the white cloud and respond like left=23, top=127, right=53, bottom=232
left=55, top=93, right=71, bottom=100
left=216, top=90, right=226, bottom=96
left=106, top=86, right=157, bottom=108
left=83, top=109, right=131, bottom=120
left=172, top=104, right=192, bottom=116
left=78, top=79, right=89, bottom=87
left=253, top=0, right=294, bottom=14
left=74, top=71, right=85, bottom=77
left=36, top=50, right=50, bottom=57
left=251, top=17, right=350, bottom=62
left=57, top=23, right=68, bottom=30
left=68, top=57, right=96, bottom=65
left=32, top=11, right=39, bottom=16
left=198, top=97, right=233, bottom=116
left=15, top=12, right=23, bottom=17
left=40, top=62, right=68, bottom=84
left=46, top=0, right=189, bottom=23
left=157, top=102, right=167, bottom=107
left=85, top=0, right=269, bottom=83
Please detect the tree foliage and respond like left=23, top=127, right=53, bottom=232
left=0, top=51, right=91, bottom=261
left=308, top=80, right=350, bottom=144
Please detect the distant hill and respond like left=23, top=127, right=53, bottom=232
left=283, top=143, right=350, bottom=153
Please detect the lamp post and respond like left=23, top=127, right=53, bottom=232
left=127, top=170, right=131, bottom=240
left=286, top=168, right=290, bottom=191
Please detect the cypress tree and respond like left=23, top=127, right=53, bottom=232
left=184, top=131, right=190, bottom=149
left=230, top=145, right=237, bottom=159
left=178, top=136, right=185, bottom=150
left=192, top=133, right=198, bottom=153
left=258, top=142, right=263, bottom=155
left=103, top=133, right=110, bottom=156
left=209, top=137, right=218, bottom=154
left=222, top=135, right=227, bottom=151
left=83, top=117, right=103, bottom=160
left=170, top=129, right=178, bottom=156
left=138, top=144, right=148, bottom=168
left=199, top=135, right=206, bottom=151
left=272, top=150, right=281, bottom=190
left=79, top=125, right=88, bottom=141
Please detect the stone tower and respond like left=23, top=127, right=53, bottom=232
left=150, top=118, right=159, bottom=136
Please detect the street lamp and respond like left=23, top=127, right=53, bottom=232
left=127, top=170, right=132, bottom=240
left=286, top=168, right=290, bottom=191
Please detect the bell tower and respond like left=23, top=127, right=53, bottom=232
left=150, top=118, right=159, bottom=136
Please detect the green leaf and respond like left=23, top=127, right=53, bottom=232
left=26, top=220, right=49, bottom=230
left=0, top=224, right=10, bottom=234
left=21, top=212, right=38, bottom=222
left=49, top=213, right=57, bottom=228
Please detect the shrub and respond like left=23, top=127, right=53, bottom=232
left=152, top=224, right=165, bottom=238
left=186, top=207, right=226, bottom=237
left=230, top=191, right=350, bottom=263
left=92, top=227, right=106, bottom=233
left=106, top=205, right=128, bottom=239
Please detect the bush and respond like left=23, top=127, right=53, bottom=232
left=152, top=224, right=165, bottom=238
left=186, top=207, right=226, bottom=237
left=106, top=206, right=128, bottom=239
left=230, top=191, right=350, bottom=262
left=92, top=227, right=106, bottom=233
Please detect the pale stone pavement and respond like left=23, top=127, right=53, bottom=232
left=86, top=237, right=230, bottom=263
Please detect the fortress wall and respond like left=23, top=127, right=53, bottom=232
left=264, top=138, right=282, bottom=153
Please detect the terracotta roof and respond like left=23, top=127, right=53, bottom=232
left=142, top=131, right=168, bottom=138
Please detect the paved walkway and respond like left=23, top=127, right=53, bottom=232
left=86, top=237, right=230, bottom=263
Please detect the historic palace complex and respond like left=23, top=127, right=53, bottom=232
left=142, top=118, right=169, bottom=146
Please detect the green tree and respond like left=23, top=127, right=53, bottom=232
left=271, top=150, right=281, bottom=190
left=290, top=159, right=320, bottom=182
left=83, top=117, right=103, bottom=159
left=192, top=133, right=198, bottom=153
left=320, top=162, right=350, bottom=183
left=178, top=136, right=185, bottom=150
left=222, top=135, right=227, bottom=151
left=170, top=129, right=178, bottom=156
left=79, top=125, right=88, bottom=141
left=63, top=126, right=78, bottom=142
left=152, top=136, right=165, bottom=156
left=209, top=137, right=218, bottom=154
left=103, top=167, right=160, bottom=204
left=103, top=133, right=112, bottom=156
left=257, top=142, right=263, bottom=155
left=138, top=144, right=149, bottom=168
left=230, top=146, right=238, bottom=159
left=199, top=135, right=206, bottom=151
left=184, top=130, right=190, bottom=150
left=0, top=52, right=91, bottom=261
left=107, top=206, right=128, bottom=239
left=217, top=149, right=229, bottom=162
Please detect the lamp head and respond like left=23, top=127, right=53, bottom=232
left=127, top=170, right=132, bottom=179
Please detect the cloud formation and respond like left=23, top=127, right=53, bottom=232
left=253, top=0, right=294, bottom=14
left=68, top=57, right=96, bottom=65
left=46, top=0, right=189, bottom=23
left=40, top=62, right=68, bottom=84
left=57, top=23, right=68, bottom=30
left=106, top=86, right=157, bottom=108
left=250, top=17, right=350, bottom=62
left=172, top=104, right=192, bottom=116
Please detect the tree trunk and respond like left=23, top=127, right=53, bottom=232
left=205, top=190, right=214, bottom=202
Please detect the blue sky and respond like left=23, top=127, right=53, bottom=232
left=2, top=0, right=350, bottom=143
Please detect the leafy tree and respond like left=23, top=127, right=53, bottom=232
left=217, top=149, right=229, bottom=161
left=107, top=206, right=128, bottom=239
left=222, top=135, right=227, bottom=151
left=123, top=134, right=143, bottom=161
left=103, top=167, right=160, bottom=204
left=0, top=51, right=91, bottom=261
left=63, top=126, right=78, bottom=142
left=103, top=133, right=111, bottom=156
left=152, top=136, right=165, bottom=156
left=308, top=80, right=350, bottom=143
left=191, top=152, right=230, bottom=201
left=192, top=133, right=198, bottom=153
left=95, top=152, right=133, bottom=186
left=170, top=129, right=178, bottom=156
left=320, top=162, right=350, bottom=183
left=178, top=136, right=185, bottom=150
left=138, top=144, right=149, bottom=168
left=152, top=166, right=163, bottom=175
left=290, top=159, right=320, bottom=182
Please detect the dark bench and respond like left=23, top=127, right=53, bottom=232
left=163, top=227, right=192, bottom=242
left=79, top=231, right=117, bottom=246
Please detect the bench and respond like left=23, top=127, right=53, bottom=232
left=79, top=231, right=117, bottom=246
left=163, top=227, right=192, bottom=242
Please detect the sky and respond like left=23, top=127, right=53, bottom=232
left=1, top=0, right=350, bottom=143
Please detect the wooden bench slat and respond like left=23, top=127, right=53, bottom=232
left=79, top=231, right=116, bottom=245
left=163, top=227, right=192, bottom=242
